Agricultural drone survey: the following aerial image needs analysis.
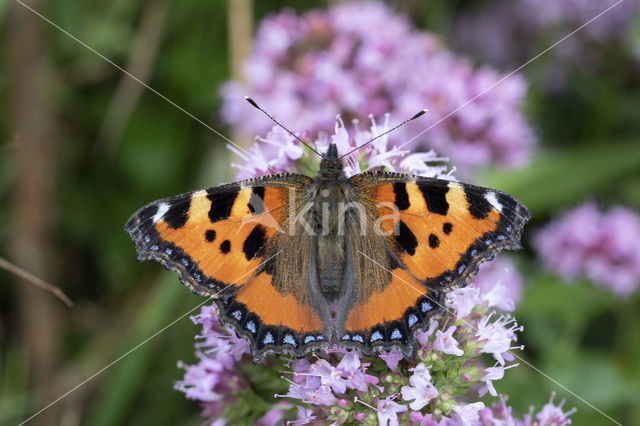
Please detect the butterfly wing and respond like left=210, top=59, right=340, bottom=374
left=339, top=171, right=531, bottom=356
left=125, top=173, right=327, bottom=361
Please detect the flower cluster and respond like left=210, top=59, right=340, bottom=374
left=176, top=290, right=573, bottom=425
left=221, top=1, right=535, bottom=169
left=229, top=115, right=452, bottom=181
left=533, top=202, right=640, bottom=296
left=174, top=268, right=533, bottom=424
left=280, top=281, right=526, bottom=425
left=453, top=0, right=640, bottom=90
left=174, top=305, right=250, bottom=421
left=480, top=393, right=576, bottom=426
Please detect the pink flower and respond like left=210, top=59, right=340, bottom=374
left=472, top=256, right=523, bottom=309
left=310, top=359, right=352, bottom=394
left=377, top=396, right=408, bottom=426
left=255, top=402, right=287, bottom=425
left=533, top=202, right=640, bottom=296
left=400, top=364, right=439, bottom=410
left=524, top=392, right=576, bottom=426
left=174, top=307, right=250, bottom=419
left=453, top=0, right=640, bottom=91
left=478, top=396, right=516, bottom=425
left=409, top=411, right=424, bottom=423
left=446, top=287, right=482, bottom=318
left=418, top=413, right=448, bottom=425
left=335, top=352, right=369, bottom=392
left=478, top=365, right=519, bottom=397
left=231, top=116, right=454, bottom=181
left=221, top=1, right=535, bottom=169
left=308, top=385, right=339, bottom=406
left=433, top=326, right=464, bottom=356
left=475, top=313, right=523, bottom=365
left=379, top=350, right=404, bottom=371
left=283, top=359, right=322, bottom=402
left=416, top=319, right=439, bottom=346
left=292, top=406, right=316, bottom=424
left=451, top=402, right=485, bottom=426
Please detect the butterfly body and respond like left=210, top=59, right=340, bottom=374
left=313, top=145, right=350, bottom=297
left=125, top=143, right=530, bottom=362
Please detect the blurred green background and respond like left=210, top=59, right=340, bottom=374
left=1, top=0, right=639, bottom=425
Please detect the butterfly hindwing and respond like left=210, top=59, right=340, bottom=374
left=338, top=257, right=444, bottom=357
left=125, top=173, right=327, bottom=361
left=337, top=171, right=531, bottom=356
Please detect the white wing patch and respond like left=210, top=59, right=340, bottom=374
left=153, top=202, right=170, bottom=224
left=484, top=191, right=503, bottom=212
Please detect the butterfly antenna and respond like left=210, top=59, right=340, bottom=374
left=337, top=109, right=428, bottom=160
left=245, top=97, right=325, bottom=159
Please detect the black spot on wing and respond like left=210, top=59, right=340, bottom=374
left=428, top=233, right=440, bottom=249
left=395, top=220, right=418, bottom=256
left=164, top=199, right=191, bottom=229
left=207, top=189, right=239, bottom=223
left=393, top=182, right=410, bottom=210
left=220, top=240, right=231, bottom=254
left=205, top=229, right=216, bottom=242
left=464, top=186, right=491, bottom=219
left=418, top=181, right=449, bottom=215
left=243, top=225, right=267, bottom=261
left=443, top=222, right=453, bottom=235
left=248, top=186, right=266, bottom=214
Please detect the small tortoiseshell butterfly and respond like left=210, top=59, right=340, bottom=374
left=125, top=109, right=530, bottom=363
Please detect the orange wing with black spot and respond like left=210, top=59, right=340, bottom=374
left=337, top=171, right=531, bottom=356
left=125, top=173, right=326, bottom=361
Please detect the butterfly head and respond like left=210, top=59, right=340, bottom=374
left=318, top=143, right=344, bottom=178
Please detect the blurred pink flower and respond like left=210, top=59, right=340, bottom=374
left=378, top=349, right=403, bottom=371
left=471, top=256, right=523, bottom=309
left=523, top=392, right=577, bottom=426
left=221, top=1, right=535, bottom=169
left=533, top=202, right=640, bottom=296
left=452, top=402, right=485, bottom=426
left=174, top=306, right=249, bottom=420
left=453, top=0, right=640, bottom=91
left=479, top=393, right=576, bottom=425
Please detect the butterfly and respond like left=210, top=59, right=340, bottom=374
left=125, top=135, right=531, bottom=362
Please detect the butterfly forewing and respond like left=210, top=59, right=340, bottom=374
left=125, top=173, right=333, bottom=361
left=335, top=171, right=531, bottom=356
